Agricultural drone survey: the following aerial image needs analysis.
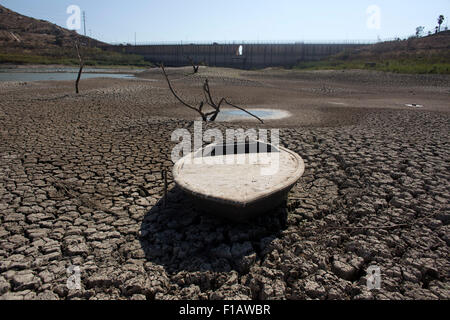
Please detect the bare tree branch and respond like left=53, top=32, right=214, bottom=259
left=223, top=99, right=264, bottom=123
left=160, top=64, right=264, bottom=124
left=203, top=79, right=216, bottom=107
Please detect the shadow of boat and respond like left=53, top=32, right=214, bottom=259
left=139, top=187, right=288, bottom=274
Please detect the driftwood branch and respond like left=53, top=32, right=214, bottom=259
left=160, top=64, right=263, bottom=123
left=75, top=42, right=84, bottom=94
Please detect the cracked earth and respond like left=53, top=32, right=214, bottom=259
left=0, top=67, right=449, bottom=300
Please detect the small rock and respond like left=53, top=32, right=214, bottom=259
left=66, top=243, right=89, bottom=256
left=11, top=272, right=41, bottom=291
left=0, top=277, right=10, bottom=294
left=122, top=276, right=149, bottom=295
left=332, top=260, right=358, bottom=281
left=36, top=290, right=59, bottom=300
left=304, top=280, right=326, bottom=299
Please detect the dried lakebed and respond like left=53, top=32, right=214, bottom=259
left=0, top=68, right=449, bottom=300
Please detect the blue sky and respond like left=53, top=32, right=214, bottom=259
left=1, top=0, right=449, bottom=43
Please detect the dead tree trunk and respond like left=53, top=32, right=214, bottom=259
left=75, top=42, right=84, bottom=94
left=187, top=56, right=199, bottom=73
left=160, top=64, right=263, bottom=124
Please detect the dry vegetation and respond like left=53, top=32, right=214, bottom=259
left=296, top=31, right=450, bottom=74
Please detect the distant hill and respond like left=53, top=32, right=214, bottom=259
left=0, top=5, right=149, bottom=66
left=0, top=4, right=104, bottom=51
left=296, top=31, right=450, bottom=74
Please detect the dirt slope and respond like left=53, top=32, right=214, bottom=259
left=340, top=31, right=450, bottom=61
left=0, top=4, right=105, bottom=52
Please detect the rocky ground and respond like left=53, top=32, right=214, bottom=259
left=0, top=67, right=449, bottom=300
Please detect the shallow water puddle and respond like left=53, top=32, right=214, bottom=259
left=212, top=108, right=291, bottom=121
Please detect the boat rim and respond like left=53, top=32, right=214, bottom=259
left=172, top=140, right=305, bottom=206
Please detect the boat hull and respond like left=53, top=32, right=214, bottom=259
left=173, top=141, right=305, bottom=222
left=180, top=181, right=294, bottom=222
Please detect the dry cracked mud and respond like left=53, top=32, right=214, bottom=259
left=0, top=67, right=449, bottom=300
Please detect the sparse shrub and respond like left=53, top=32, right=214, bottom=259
left=415, top=26, right=425, bottom=37
left=437, top=15, right=445, bottom=32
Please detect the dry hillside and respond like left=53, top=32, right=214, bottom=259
left=0, top=5, right=151, bottom=66
left=340, top=31, right=450, bottom=61
left=0, top=4, right=105, bottom=53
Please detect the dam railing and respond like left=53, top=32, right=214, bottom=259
left=103, top=42, right=368, bottom=69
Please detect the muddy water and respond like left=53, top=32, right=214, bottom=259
left=0, top=66, right=143, bottom=82
left=0, top=71, right=135, bottom=82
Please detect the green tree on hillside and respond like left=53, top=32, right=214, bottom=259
left=437, top=15, right=445, bottom=32
left=415, top=26, right=424, bottom=37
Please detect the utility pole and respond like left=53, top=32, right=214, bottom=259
left=83, top=11, right=86, bottom=36
left=135, top=32, right=137, bottom=46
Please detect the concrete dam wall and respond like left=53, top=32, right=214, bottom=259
left=105, top=43, right=364, bottom=69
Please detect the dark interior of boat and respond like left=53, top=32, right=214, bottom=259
left=198, top=141, right=280, bottom=158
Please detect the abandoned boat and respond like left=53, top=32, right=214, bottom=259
left=173, top=140, right=305, bottom=221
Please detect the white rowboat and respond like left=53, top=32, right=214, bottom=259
left=173, top=141, right=305, bottom=221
